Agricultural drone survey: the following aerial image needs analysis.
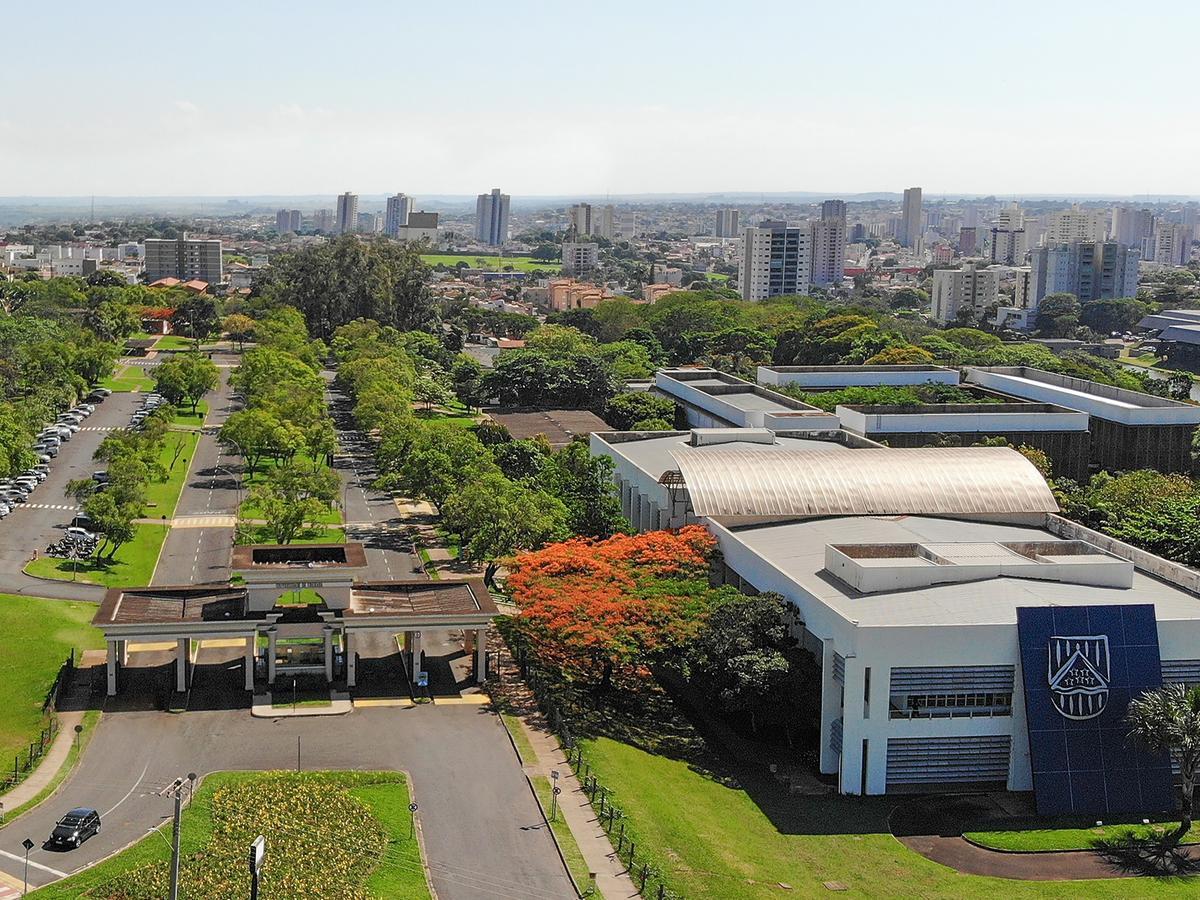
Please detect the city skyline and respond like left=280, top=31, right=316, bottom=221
left=4, top=0, right=1199, bottom=197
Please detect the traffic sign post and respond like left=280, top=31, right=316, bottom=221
left=408, top=802, right=418, bottom=840
left=416, top=671, right=429, bottom=689
left=248, top=834, right=266, bottom=900
left=550, top=770, right=560, bottom=821
left=21, top=837, right=34, bottom=895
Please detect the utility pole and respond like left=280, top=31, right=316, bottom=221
left=168, top=778, right=183, bottom=900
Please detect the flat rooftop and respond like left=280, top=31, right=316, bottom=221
left=965, top=366, right=1200, bottom=425
left=486, top=408, right=611, bottom=447
left=597, top=430, right=850, bottom=481
left=719, top=515, right=1200, bottom=629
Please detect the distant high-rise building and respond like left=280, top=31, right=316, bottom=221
left=1045, top=207, right=1105, bottom=245
left=275, top=209, right=301, bottom=233
left=613, top=212, right=638, bottom=241
left=335, top=192, right=358, bottom=235
left=738, top=220, right=811, bottom=301
left=476, top=188, right=510, bottom=246
left=714, top=208, right=740, bottom=238
left=989, top=204, right=1027, bottom=265
left=144, top=234, right=223, bottom=284
left=384, top=193, right=412, bottom=237
left=568, top=203, right=614, bottom=240
left=899, top=187, right=922, bottom=248
left=561, top=241, right=599, bottom=276
left=357, top=212, right=381, bottom=234
left=1029, top=242, right=1139, bottom=305
left=958, top=227, right=978, bottom=256
left=1153, top=223, right=1193, bottom=267
left=1111, top=206, right=1156, bottom=259
left=313, top=209, right=334, bottom=233
left=810, top=200, right=847, bottom=288
left=850, top=222, right=867, bottom=242
left=931, top=263, right=1000, bottom=324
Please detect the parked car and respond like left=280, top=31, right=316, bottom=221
left=49, top=808, right=101, bottom=849
left=0, top=503, right=9, bottom=518
left=37, top=444, right=59, bottom=458
left=23, top=469, right=46, bottom=482
left=92, top=472, right=109, bottom=484
left=66, top=526, right=95, bottom=541
left=36, top=453, right=53, bottom=464
left=69, top=514, right=93, bottom=530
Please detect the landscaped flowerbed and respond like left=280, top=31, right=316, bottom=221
left=40, top=771, right=429, bottom=899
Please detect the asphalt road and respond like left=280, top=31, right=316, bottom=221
left=325, top=374, right=427, bottom=582
left=153, top=360, right=240, bottom=586
left=0, top=391, right=141, bottom=602
left=0, top=668, right=574, bottom=899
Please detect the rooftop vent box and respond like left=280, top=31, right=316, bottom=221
left=689, top=428, right=775, bottom=447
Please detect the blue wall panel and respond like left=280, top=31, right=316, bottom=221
left=1016, top=604, right=1173, bottom=816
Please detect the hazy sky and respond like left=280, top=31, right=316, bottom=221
left=5, top=0, right=1198, bottom=198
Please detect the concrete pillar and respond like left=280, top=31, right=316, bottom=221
left=267, top=629, right=277, bottom=685
left=475, top=627, right=488, bottom=684
left=106, top=639, right=118, bottom=697
left=117, top=639, right=128, bottom=666
left=244, top=635, right=255, bottom=691
left=175, top=637, right=189, bottom=693
left=323, top=627, right=334, bottom=683
left=839, top=659, right=866, bottom=795
left=410, top=630, right=422, bottom=682
left=345, top=631, right=356, bottom=688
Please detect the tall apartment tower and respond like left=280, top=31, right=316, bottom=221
left=1111, top=206, right=1156, bottom=258
left=1046, top=207, right=1104, bottom=245
left=476, top=188, right=510, bottom=246
left=899, top=187, right=922, bottom=248
left=561, top=242, right=600, bottom=276
left=714, top=208, right=740, bottom=238
left=810, top=200, right=847, bottom=288
left=1029, top=242, right=1140, bottom=305
left=959, top=227, right=978, bottom=255
left=990, top=204, right=1027, bottom=265
left=568, top=203, right=615, bottom=240
left=335, top=192, right=359, bottom=235
left=313, top=210, right=334, bottom=233
left=384, top=193, right=412, bottom=237
left=738, top=220, right=811, bottom=301
left=275, top=209, right=301, bottom=233
left=1153, top=223, right=1193, bottom=267
left=143, top=234, right=223, bottom=284
left=931, top=263, right=1001, bottom=324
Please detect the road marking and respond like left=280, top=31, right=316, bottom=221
left=128, top=641, right=177, bottom=652
left=0, top=869, right=24, bottom=892
left=103, top=762, right=150, bottom=819
left=353, top=697, right=415, bottom=708
left=14, top=504, right=79, bottom=511
left=0, top=850, right=66, bottom=879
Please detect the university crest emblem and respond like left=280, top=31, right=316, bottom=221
left=1048, top=635, right=1109, bottom=720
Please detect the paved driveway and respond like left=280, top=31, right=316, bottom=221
left=0, top=392, right=141, bottom=602
left=0, top=696, right=574, bottom=899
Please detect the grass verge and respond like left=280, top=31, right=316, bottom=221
left=33, top=771, right=431, bottom=899
left=1, top=709, right=101, bottom=825
left=99, top=365, right=155, bottom=393
left=420, top=253, right=559, bottom=273
left=170, top=399, right=209, bottom=427
left=532, top=774, right=591, bottom=894
left=0, top=596, right=102, bottom=770
left=26, top=524, right=169, bottom=587
left=964, top=818, right=1200, bottom=852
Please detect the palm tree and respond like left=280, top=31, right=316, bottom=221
left=1126, top=683, right=1200, bottom=843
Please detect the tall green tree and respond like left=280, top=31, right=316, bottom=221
left=1126, top=684, right=1200, bottom=843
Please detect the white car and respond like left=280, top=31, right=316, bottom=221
left=0, top=504, right=9, bottom=518
left=66, top=526, right=95, bottom=541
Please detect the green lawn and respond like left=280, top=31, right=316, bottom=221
left=32, top=771, right=431, bottom=899
left=99, top=365, right=155, bottom=393
left=414, top=408, right=478, bottom=429
left=532, top=775, right=590, bottom=894
left=421, top=253, right=559, bottom=273
left=171, top=399, right=209, bottom=427
left=575, top=734, right=1200, bottom=898
left=153, top=334, right=218, bottom=352
left=237, top=525, right=346, bottom=546
left=144, top=430, right=199, bottom=515
left=0, top=596, right=103, bottom=771
left=25, top=523, right=169, bottom=587
left=965, top=818, right=1200, bottom=852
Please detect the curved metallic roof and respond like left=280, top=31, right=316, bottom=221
left=668, top=446, right=1057, bottom=520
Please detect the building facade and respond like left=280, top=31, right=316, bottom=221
left=714, top=208, right=740, bottom=238
left=899, top=187, right=922, bottom=248
left=738, top=221, right=811, bottom=301
left=1028, top=242, right=1139, bottom=305
left=931, top=263, right=1000, bottom=324
left=476, top=188, right=510, bottom=246
left=1046, top=207, right=1105, bottom=245
left=561, top=241, right=599, bottom=276
left=143, top=236, right=223, bottom=284
left=1153, top=222, right=1193, bottom=267
left=810, top=200, right=847, bottom=288
left=384, top=193, right=412, bottom=237
left=568, top=203, right=614, bottom=240
left=275, top=209, right=301, bottom=233
left=989, top=205, right=1027, bottom=264
left=335, top=192, right=358, bottom=235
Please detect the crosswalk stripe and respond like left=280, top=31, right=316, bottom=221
left=13, top=503, right=79, bottom=510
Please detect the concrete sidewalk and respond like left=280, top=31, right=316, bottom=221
left=515, top=718, right=640, bottom=899
left=0, top=709, right=85, bottom=814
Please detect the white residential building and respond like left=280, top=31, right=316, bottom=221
left=143, top=235, right=223, bottom=284
left=899, top=187, right=922, bottom=248
left=810, top=200, right=847, bottom=288
left=989, top=204, right=1027, bottom=265
left=931, top=263, right=1000, bottom=324
left=275, top=209, right=301, bottom=233
left=384, top=193, right=412, bottom=237
left=561, top=242, right=599, bottom=276
left=739, top=221, right=811, bottom=301
left=1153, top=222, right=1193, bottom=267
left=714, top=208, right=740, bottom=238
left=1045, top=207, right=1105, bottom=245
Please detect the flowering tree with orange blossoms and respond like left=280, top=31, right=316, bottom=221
left=507, top=526, right=740, bottom=689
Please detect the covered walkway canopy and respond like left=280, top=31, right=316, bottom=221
left=669, top=446, right=1057, bottom=523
